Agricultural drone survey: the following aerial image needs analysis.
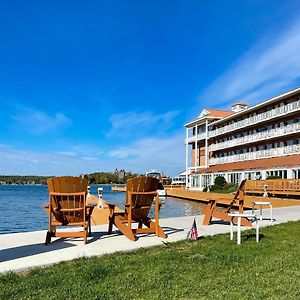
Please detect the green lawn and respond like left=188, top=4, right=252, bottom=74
left=1, top=221, right=300, bottom=300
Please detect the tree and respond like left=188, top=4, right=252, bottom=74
left=214, top=176, right=227, bottom=190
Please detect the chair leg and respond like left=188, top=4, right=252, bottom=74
left=144, top=219, right=167, bottom=239
left=115, top=217, right=136, bottom=241
left=45, top=231, right=52, bottom=245
left=108, top=216, right=114, bottom=234
left=202, top=200, right=215, bottom=225
left=88, top=216, right=92, bottom=236
left=84, top=229, right=87, bottom=245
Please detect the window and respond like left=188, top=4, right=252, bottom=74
left=202, top=174, right=211, bottom=187
left=229, top=173, right=242, bottom=184
left=191, top=175, right=201, bottom=188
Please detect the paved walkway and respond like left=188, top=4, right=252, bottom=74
left=1, top=205, right=300, bottom=274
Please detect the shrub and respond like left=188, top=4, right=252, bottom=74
left=266, top=175, right=281, bottom=180
left=214, top=176, right=227, bottom=189
left=209, top=185, right=223, bottom=192
left=226, top=183, right=238, bottom=192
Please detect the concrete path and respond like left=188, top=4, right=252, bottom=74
left=1, top=205, right=300, bottom=274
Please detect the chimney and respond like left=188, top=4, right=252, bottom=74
left=231, top=101, right=248, bottom=113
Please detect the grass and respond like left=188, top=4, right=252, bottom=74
left=1, top=221, right=300, bottom=299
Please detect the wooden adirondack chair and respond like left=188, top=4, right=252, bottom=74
left=202, top=179, right=252, bottom=226
left=108, top=176, right=167, bottom=241
left=45, top=176, right=91, bottom=245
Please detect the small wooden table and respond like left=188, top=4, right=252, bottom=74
left=252, top=201, right=273, bottom=225
left=228, top=213, right=259, bottom=245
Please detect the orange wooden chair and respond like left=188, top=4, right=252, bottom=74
left=108, top=176, right=167, bottom=241
left=202, top=179, right=252, bottom=226
left=45, top=176, right=91, bottom=245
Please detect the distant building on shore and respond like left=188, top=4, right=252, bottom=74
left=185, top=87, right=300, bottom=190
left=114, top=168, right=126, bottom=182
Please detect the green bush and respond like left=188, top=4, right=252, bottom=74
left=266, top=175, right=281, bottom=180
left=214, top=176, right=227, bottom=189
left=226, top=183, right=238, bottom=192
left=209, top=184, right=221, bottom=192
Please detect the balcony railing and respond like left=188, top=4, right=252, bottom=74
left=209, top=144, right=300, bottom=165
left=209, top=98, right=300, bottom=138
left=209, top=123, right=300, bottom=151
left=186, top=132, right=206, bottom=143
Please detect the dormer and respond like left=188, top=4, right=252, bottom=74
left=198, top=109, right=210, bottom=118
left=231, top=101, right=248, bottom=113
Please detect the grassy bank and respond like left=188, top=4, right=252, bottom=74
left=1, top=221, right=300, bottom=299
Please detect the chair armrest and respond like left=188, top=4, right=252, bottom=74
left=129, top=191, right=158, bottom=195
left=107, top=202, right=122, bottom=208
left=49, top=191, right=86, bottom=196
left=86, top=204, right=96, bottom=209
left=107, top=202, right=117, bottom=216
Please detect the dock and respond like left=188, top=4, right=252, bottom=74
left=165, top=188, right=300, bottom=209
left=111, top=186, right=126, bottom=192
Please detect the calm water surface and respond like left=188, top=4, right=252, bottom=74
left=0, top=185, right=206, bottom=234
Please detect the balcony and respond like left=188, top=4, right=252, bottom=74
left=209, top=98, right=300, bottom=138
left=186, top=132, right=206, bottom=144
left=209, top=144, right=300, bottom=165
left=209, top=123, right=300, bottom=151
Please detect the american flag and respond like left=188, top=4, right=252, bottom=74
left=187, top=218, right=199, bottom=240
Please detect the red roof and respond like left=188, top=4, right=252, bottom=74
left=206, top=109, right=234, bottom=118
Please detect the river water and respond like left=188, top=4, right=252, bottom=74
left=0, top=185, right=206, bottom=234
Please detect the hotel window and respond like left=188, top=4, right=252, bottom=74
left=245, top=172, right=255, bottom=180
left=191, top=175, right=201, bottom=189
left=295, top=169, right=300, bottom=179
left=229, top=173, right=242, bottom=184
left=202, top=174, right=211, bottom=187
left=267, top=170, right=287, bottom=179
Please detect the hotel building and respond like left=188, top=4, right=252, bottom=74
left=185, top=87, right=300, bottom=190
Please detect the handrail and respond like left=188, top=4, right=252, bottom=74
left=209, top=98, right=300, bottom=138
left=209, top=144, right=300, bottom=165
left=210, top=123, right=300, bottom=151
left=245, top=179, right=300, bottom=195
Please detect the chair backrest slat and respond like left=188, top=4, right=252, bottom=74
left=47, top=176, right=87, bottom=225
left=126, top=176, right=159, bottom=222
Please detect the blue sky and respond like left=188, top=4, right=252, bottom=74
left=1, top=1, right=300, bottom=176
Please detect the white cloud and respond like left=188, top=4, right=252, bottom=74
left=54, top=151, right=77, bottom=157
left=11, top=107, right=71, bottom=134
left=107, top=110, right=180, bottom=138
left=0, top=145, right=107, bottom=176
left=108, top=132, right=185, bottom=176
left=81, top=156, right=98, bottom=161
left=200, top=20, right=300, bottom=107
left=0, top=129, right=186, bottom=177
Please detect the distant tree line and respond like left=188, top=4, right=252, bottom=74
left=0, top=171, right=139, bottom=185
left=0, top=175, right=50, bottom=185
left=86, top=171, right=138, bottom=184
